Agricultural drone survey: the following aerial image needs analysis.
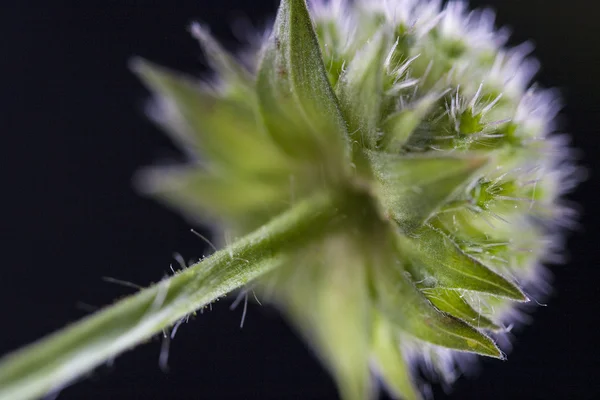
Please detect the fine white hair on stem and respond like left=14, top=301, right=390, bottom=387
left=230, top=289, right=251, bottom=328
left=190, top=229, right=218, bottom=253
left=170, top=318, right=186, bottom=340
left=158, top=332, right=171, bottom=372
left=102, top=276, right=143, bottom=290
left=173, top=253, right=188, bottom=270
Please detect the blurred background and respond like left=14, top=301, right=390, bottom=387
left=1, top=1, right=599, bottom=399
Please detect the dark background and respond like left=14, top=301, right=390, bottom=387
left=1, top=1, right=599, bottom=399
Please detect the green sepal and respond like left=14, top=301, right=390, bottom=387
left=371, top=312, right=422, bottom=400
left=398, top=225, right=528, bottom=301
left=420, top=288, right=501, bottom=331
left=132, top=59, right=288, bottom=174
left=372, top=256, right=503, bottom=358
left=271, top=238, right=372, bottom=400
left=367, top=151, right=488, bottom=232
left=336, top=29, right=391, bottom=148
left=135, top=166, right=287, bottom=228
left=256, top=0, right=350, bottom=173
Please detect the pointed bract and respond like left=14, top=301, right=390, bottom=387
left=421, top=288, right=501, bottom=331
left=368, top=151, right=488, bottom=232
left=272, top=238, right=373, bottom=400
left=380, top=93, right=440, bottom=152
left=373, top=259, right=503, bottom=358
left=336, top=29, right=391, bottom=148
left=257, top=0, right=350, bottom=174
left=132, top=59, right=288, bottom=174
left=189, top=23, right=253, bottom=89
left=372, top=314, right=422, bottom=400
left=398, top=225, right=528, bottom=301
left=135, top=167, right=287, bottom=228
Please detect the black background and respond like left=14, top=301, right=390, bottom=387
left=1, top=1, right=599, bottom=399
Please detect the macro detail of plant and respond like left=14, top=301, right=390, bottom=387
left=0, top=1, right=579, bottom=399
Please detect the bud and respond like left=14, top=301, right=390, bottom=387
left=133, top=1, right=579, bottom=399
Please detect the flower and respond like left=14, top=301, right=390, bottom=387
left=132, top=0, right=579, bottom=398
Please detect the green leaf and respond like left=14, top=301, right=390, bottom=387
left=336, top=29, right=391, bottom=148
left=135, top=166, right=288, bottom=228
left=397, top=225, right=528, bottom=301
left=256, top=0, right=350, bottom=172
left=272, top=237, right=372, bottom=400
left=372, top=313, right=422, bottom=400
left=421, top=288, right=501, bottom=331
left=132, top=59, right=288, bottom=174
left=372, top=258, right=502, bottom=358
left=368, top=151, right=488, bottom=232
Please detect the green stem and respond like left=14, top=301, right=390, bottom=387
left=0, top=190, right=343, bottom=400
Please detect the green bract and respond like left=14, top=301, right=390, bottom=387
left=0, top=1, right=578, bottom=399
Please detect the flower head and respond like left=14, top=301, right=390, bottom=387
left=133, top=0, right=578, bottom=398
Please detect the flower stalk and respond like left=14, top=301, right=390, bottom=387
left=0, top=190, right=343, bottom=400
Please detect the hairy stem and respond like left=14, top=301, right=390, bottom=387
left=0, top=190, right=344, bottom=400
